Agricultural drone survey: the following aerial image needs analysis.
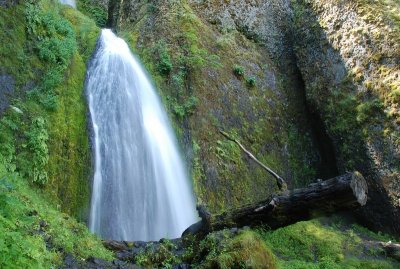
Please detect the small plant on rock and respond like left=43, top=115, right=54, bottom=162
left=246, top=76, right=256, bottom=87
left=233, top=65, right=245, bottom=77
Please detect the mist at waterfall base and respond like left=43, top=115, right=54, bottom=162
left=86, top=29, right=198, bottom=241
left=59, top=0, right=76, bottom=7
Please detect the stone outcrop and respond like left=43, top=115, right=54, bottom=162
left=102, top=0, right=327, bottom=213
left=89, top=0, right=399, bottom=235
left=291, top=0, right=400, bottom=234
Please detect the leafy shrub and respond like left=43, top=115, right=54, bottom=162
left=0, top=164, right=112, bottom=268
left=25, top=1, right=76, bottom=109
left=135, top=241, right=179, bottom=268
left=246, top=76, right=256, bottom=87
left=356, top=98, right=384, bottom=123
left=154, top=40, right=173, bottom=75
left=25, top=117, right=49, bottom=185
left=77, top=0, right=108, bottom=27
left=26, top=2, right=76, bottom=66
left=233, top=65, right=245, bottom=77
left=171, top=96, right=199, bottom=119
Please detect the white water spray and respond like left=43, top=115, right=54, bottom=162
left=87, top=29, right=197, bottom=241
left=59, top=0, right=76, bottom=8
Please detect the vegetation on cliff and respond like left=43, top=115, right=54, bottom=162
left=0, top=0, right=399, bottom=267
left=110, top=0, right=322, bottom=214
left=0, top=163, right=112, bottom=268
left=0, top=0, right=99, bottom=220
left=291, top=0, right=400, bottom=234
left=0, top=0, right=111, bottom=267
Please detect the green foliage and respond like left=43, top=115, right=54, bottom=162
left=24, top=117, right=49, bottom=185
left=0, top=113, right=19, bottom=172
left=191, top=230, right=277, bottom=269
left=25, top=2, right=76, bottom=67
left=245, top=76, right=256, bottom=87
left=287, top=125, right=317, bottom=187
left=77, top=0, right=108, bottom=27
left=135, top=241, right=180, bottom=268
left=350, top=223, right=392, bottom=242
left=324, top=90, right=365, bottom=170
left=262, top=220, right=350, bottom=263
left=0, top=164, right=112, bottom=268
left=168, top=95, right=199, bottom=120
left=154, top=40, right=173, bottom=75
left=215, top=139, right=241, bottom=165
left=260, top=219, right=398, bottom=269
left=356, top=98, right=384, bottom=123
left=233, top=65, right=245, bottom=77
left=0, top=0, right=98, bottom=218
left=25, top=1, right=76, bottom=112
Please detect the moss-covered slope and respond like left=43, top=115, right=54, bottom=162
left=0, top=1, right=113, bottom=267
left=0, top=0, right=99, bottom=219
left=0, top=163, right=112, bottom=268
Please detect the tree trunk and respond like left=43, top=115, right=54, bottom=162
left=380, top=242, right=400, bottom=261
left=183, top=172, right=368, bottom=237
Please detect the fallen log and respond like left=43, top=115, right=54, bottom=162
left=183, top=172, right=367, bottom=237
left=380, top=241, right=400, bottom=261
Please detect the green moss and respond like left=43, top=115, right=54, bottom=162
left=43, top=2, right=98, bottom=218
left=233, top=65, right=245, bottom=77
left=0, top=4, right=30, bottom=85
left=356, top=99, right=384, bottom=124
left=245, top=76, right=256, bottom=87
left=135, top=240, right=180, bottom=268
left=116, top=0, right=316, bottom=214
left=260, top=219, right=398, bottom=268
left=153, top=40, right=173, bottom=75
left=77, top=0, right=107, bottom=27
left=192, top=230, right=277, bottom=269
left=0, top=163, right=112, bottom=268
left=61, top=5, right=100, bottom=62
left=45, top=52, right=91, bottom=220
left=0, top=0, right=99, bottom=219
left=0, top=0, right=99, bottom=242
left=287, top=125, right=317, bottom=187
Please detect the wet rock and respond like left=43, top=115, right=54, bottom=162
left=0, top=74, right=15, bottom=115
left=0, top=0, right=18, bottom=8
left=173, top=264, right=190, bottom=269
left=104, top=240, right=130, bottom=251
left=133, top=241, right=148, bottom=248
left=86, top=256, right=115, bottom=268
left=115, top=250, right=133, bottom=261
left=63, top=253, right=79, bottom=269
left=230, top=227, right=238, bottom=235
left=39, top=220, right=48, bottom=228
left=292, top=0, right=400, bottom=235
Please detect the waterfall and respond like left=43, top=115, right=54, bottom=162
left=86, top=29, right=198, bottom=241
left=59, top=0, right=76, bottom=8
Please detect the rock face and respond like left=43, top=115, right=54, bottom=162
left=0, top=74, right=15, bottom=115
left=104, top=0, right=327, bottom=213
left=291, top=0, right=400, bottom=234
left=188, top=0, right=292, bottom=61
left=88, top=0, right=399, bottom=234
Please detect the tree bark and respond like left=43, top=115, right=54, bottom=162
left=183, top=172, right=368, bottom=237
left=380, top=242, right=400, bottom=261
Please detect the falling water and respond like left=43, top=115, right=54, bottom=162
left=87, top=29, right=197, bottom=241
left=59, top=0, right=76, bottom=8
